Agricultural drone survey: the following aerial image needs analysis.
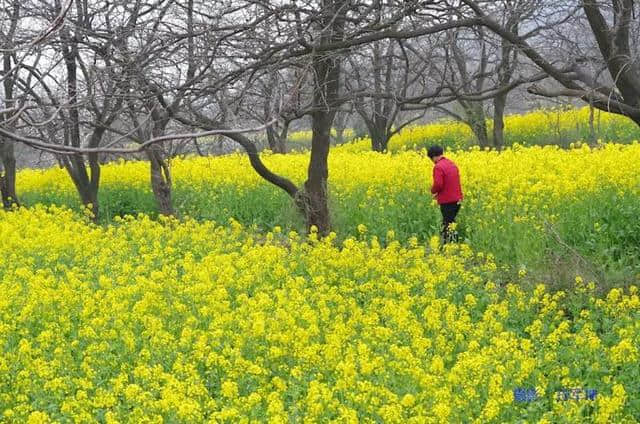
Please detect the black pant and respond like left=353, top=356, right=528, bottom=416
left=440, top=202, right=461, bottom=243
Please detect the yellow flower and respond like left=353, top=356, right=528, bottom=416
left=221, top=381, right=239, bottom=399
left=27, top=411, right=50, bottom=424
left=610, top=338, right=638, bottom=364
left=401, top=394, right=416, bottom=408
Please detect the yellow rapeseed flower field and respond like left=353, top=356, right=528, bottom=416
left=336, top=106, right=640, bottom=152
left=0, top=206, right=639, bottom=422
left=17, top=142, right=640, bottom=202
left=16, top=142, right=640, bottom=271
left=4, top=107, right=640, bottom=422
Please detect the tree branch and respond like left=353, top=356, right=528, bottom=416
left=0, top=120, right=278, bottom=155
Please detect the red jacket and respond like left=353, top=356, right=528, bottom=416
left=431, top=157, right=463, bottom=204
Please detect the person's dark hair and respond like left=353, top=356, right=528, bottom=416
left=427, top=145, right=444, bottom=159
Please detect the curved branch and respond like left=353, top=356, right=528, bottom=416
left=174, top=113, right=299, bottom=198
left=526, top=84, right=640, bottom=120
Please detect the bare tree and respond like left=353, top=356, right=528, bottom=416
left=0, top=0, right=23, bottom=208
left=463, top=0, right=640, bottom=126
left=52, top=0, right=133, bottom=219
left=491, top=0, right=528, bottom=147
left=346, top=39, right=429, bottom=152
left=116, top=0, right=203, bottom=216
left=432, top=0, right=559, bottom=148
left=438, top=28, right=493, bottom=148
left=262, top=71, right=290, bottom=153
left=1, top=0, right=75, bottom=207
left=331, top=102, right=354, bottom=145
left=294, top=0, right=346, bottom=233
left=241, top=67, right=307, bottom=154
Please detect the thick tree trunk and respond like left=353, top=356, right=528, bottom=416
left=146, top=145, right=174, bottom=216
left=75, top=177, right=99, bottom=221
left=369, top=126, right=388, bottom=152
left=61, top=144, right=101, bottom=222
left=278, top=122, right=289, bottom=153
left=266, top=127, right=279, bottom=152
left=364, top=115, right=390, bottom=152
left=467, top=105, right=489, bottom=148
left=266, top=125, right=287, bottom=154
left=61, top=154, right=101, bottom=222
left=470, top=118, right=489, bottom=148
left=0, top=140, right=19, bottom=209
left=2, top=29, right=19, bottom=209
left=300, top=112, right=332, bottom=235
left=276, top=137, right=286, bottom=154
left=60, top=25, right=100, bottom=221
left=297, top=0, right=344, bottom=236
left=492, top=94, right=506, bottom=149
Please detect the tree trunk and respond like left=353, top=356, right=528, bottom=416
left=278, top=121, right=289, bottom=153
left=300, top=112, right=332, bottom=235
left=492, top=93, right=506, bottom=149
left=334, top=127, right=344, bottom=145
left=364, top=115, right=390, bottom=152
left=266, top=126, right=279, bottom=152
left=146, top=144, right=174, bottom=216
left=61, top=146, right=101, bottom=222
left=470, top=118, right=489, bottom=148
left=275, top=136, right=286, bottom=154
left=0, top=139, right=19, bottom=209
left=60, top=154, right=101, bottom=223
left=2, top=25, right=19, bottom=209
left=74, top=175, right=99, bottom=221
left=60, top=24, right=100, bottom=221
left=588, top=102, right=596, bottom=145
left=369, top=125, right=388, bottom=152
left=297, top=0, right=344, bottom=236
left=467, top=105, right=489, bottom=148
left=267, top=125, right=287, bottom=154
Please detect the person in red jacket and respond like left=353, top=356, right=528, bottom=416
left=428, top=145, right=463, bottom=243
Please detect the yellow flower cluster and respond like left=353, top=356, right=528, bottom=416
left=338, top=106, right=640, bottom=152
left=15, top=140, right=640, bottom=275
left=17, top=142, right=640, bottom=204
left=0, top=207, right=638, bottom=422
